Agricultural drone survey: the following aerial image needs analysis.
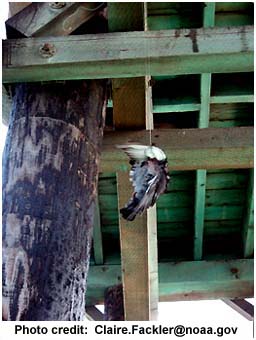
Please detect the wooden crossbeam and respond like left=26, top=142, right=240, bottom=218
left=117, top=172, right=158, bottom=320
left=6, top=2, right=104, bottom=38
left=93, top=196, right=104, bottom=265
left=2, top=26, right=253, bottom=83
left=85, top=306, right=104, bottom=321
left=210, top=94, right=254, bottom=104
left=100, top=127, right=253, bottom=172
left=222, top=299, right=254, bottom=321
left=243, top=170, right=254, bottom=258
left=194, top=3, right=215, bottom=261
left=86, top=259, right=254, bottom=305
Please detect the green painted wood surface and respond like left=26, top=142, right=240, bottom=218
left=100, top=127, right=253, bottom=172
left=210, top=95, right=254, bottom=104
left=3, top=26, right=254, bottom=83
left=86, top=259, right=254, bottom=305
left=108, top=3, right=144, bottom=32
left=93, top=196, right=104, bottom=265
left=194, top=2, right=215, bottom=261
left=153, top=103, right=200, bottom=113
left=243, top=170, right=254, bottom=258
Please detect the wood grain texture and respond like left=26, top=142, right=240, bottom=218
left=3, top=26, right=253, bottom=82
left=6, top=2, right=103, bottom=38
left=86, top=259, right=254, bottom=305
left=2, top=80, right=107, bottom=320
left=100, top=127, right=253, bottom=172
left=117, top=171, right=150, bottom=320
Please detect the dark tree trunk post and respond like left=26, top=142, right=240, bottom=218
left=2, top=80, right=107, bottom=320
left=104, top=284, right=124, bottom=321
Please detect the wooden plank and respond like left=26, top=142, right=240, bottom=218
left=8, top=3, right=31, bottom=17
left=100, top=127, right=253, bottom=172
left=194, top=2, right=215, bottom=261
left=147, top=206, right=159, bottom=320
left=108, top=3, right=146, bottom=129
left=210, top=95, right=254, bottom=104
left=93, top=196, right=104, bottom=265
left=111, top=78, right=146, bottom=129
left=117, top=172, right=158, bottom=320
left=6, top=2, right=104, bottom=38
left=222, top=299, right=254, bottom=321
left=159, top=259, right=254, bottom=302
left=86, top=259, right=254, bottom=305
left=85, top=306, right=104, bottom=321
left=153, top=103, right=200, bottom=113
left=194, top=170, right=207, bottom=260
left=3, top=26, right=253, bottom=83
left=117, top=171, right=150, bottom=320
left=242, top=170, right=254, bottom=258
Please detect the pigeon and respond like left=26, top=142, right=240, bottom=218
left=117, top=144, right=170, bottom=221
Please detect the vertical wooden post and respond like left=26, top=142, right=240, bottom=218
left=2, top=80, right=107, bottom=320
left=194, top=3, right=215, bottom=260
left=117, top=172, right=158, bottom=320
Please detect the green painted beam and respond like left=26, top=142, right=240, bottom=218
left=2, top=26, right=253, bottom=83
left=210, top=94, right=254, bottom=104
left=194, top=3, right=215, bottom=261
left=153, top=103, right=200, bottom=113
left=100, top=127, right=253, bottom=172
left=194, top=170, right=207, bottom=260
left=93, top=196, right=104, bottom=265
left=243, top=170, right=254, bottom=258
left=86, top=259, right=254, bottom=305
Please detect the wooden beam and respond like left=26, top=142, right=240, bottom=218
left=194, top=170, right=207, bottom=260
left=8, top=3, right=31, bottom=17
left=194, top=3, right=215, bottom=261
left=6, top=2, right=104, bottom=38
left=117, top=171, right=150, bottom=320
left=153, top=103, right=200, bottom=113
left=93, top=196, right=104, bottom=265
left=117, top=172, right=158, bottom=320
left=108, top=3, right=145, bottom=129
left=111, top=77, right=146, bottom=129
left=85, top=306, right=104, bottom=321
left=210, top=94, right=254, bottom=104
left=86, top=259, right=254, bottom=305
left=243, top=170, right=254, bottom=258
left=147, top=205, right=159, bottom=320
left=100, top=127, right=253, bottom=172
left=3, top=26, right=253, bottom=83
left=222, top=299, right=254, bottom=321
left=159, top=259, right=254, bottom=302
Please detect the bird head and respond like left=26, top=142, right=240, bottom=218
left=145, top=146, right=166, bottom=161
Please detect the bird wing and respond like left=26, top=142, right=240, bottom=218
left=116, top=144, right=148, bottom=161
left=122, top=159, right=168, bottom=221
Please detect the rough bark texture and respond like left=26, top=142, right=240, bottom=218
left=104, top=284, right=124, bottom=321
left=2, top=80, right=107, bottom=320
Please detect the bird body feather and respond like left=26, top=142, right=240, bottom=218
left=117, top=144, right=169, bottom=221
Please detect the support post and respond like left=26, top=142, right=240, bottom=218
left=117, top=172, right=158, bottom=320
left=194, top=3, right=215, bottom=260
left=2, top=80, right=107, bottom=320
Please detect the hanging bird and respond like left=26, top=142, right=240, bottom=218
left=117, top=144, right=170, bottom=221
